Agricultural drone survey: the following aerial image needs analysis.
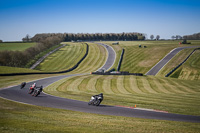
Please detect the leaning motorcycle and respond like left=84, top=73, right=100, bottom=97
left=20, top=82, right=26, bottom=89
left=28, top=86, right=35, bottom=94
left=32, top=86, right=43, bottom=97
left=88, top=93, right=103, bottom=106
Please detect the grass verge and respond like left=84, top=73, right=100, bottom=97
left=45, top=74, right=200, bottom=116
left=1, top=98, right=200, bottom=133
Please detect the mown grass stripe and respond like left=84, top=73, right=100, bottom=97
left=96, top=75, right=105, bottom=93
left=86, top=75, right=101, bottom=92
left=140, top=77, right=157, bottom=94
left=136, top=76, right=149, bottom=93
left=111, top=77, right=121, bottom=94
left=102, top=75, right=114, bottom=94
left=78, top=77, right=91, bottom=92
left=123, top=76, right=135, bottom=94
left=58, top=76, right=79, bottom=92
left=156, top=78, right=178, bottom=94
left=168, top=79, right=196, bottom=93
left=146, top=77, right=160, bottom=93
left=151, top=77, right=171, bottom=94
left=67, top=75, right=91, bottom=92
left=116, top=76, right=130, bottom=94
left=129, top=75, right=144, bottom=94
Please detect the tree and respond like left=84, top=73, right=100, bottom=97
left=150, top=35, right=154, bottom=40
left=171, top=35, right=175, bottom=40
left=0, top=40, right=2, bottom=43
left=175, top=35, right=182, bottom=40
left=22, top=34, right=31, bottom=42
left=156, top=35, right=160, bottom=40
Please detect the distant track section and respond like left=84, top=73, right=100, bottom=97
left=95, top=43, right=116, bottom=71
left=146, top=46, right=200, bottom=76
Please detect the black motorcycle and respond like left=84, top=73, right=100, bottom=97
left=88, top=93, right=103, bottom=106
left=20, top=82, right=26, bottom=89
left=32, top=86, right=43, bottom=97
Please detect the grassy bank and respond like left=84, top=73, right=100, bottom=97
left=36, top=43, right=86, bottom=71
left=1, top=98, right=200, bottom=133
left=45, top=74, right=200, bottom=116
left=101, top=40, right=200, bottom=74
left=158, top=48, right=200, bottom=80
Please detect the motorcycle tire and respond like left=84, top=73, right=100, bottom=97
left=94, top=100, right=101, bottom=106
left=88, top=100, right=93, bottom=105
left=35, top=92, right=40, bottom=97
left=28, top=89, right=34, bottom=94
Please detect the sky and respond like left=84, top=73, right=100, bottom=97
left=0, top=0, right=200, bottom=41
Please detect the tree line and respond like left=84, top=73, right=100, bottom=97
left=0, top=36, right=62, bottom=67
left=32, top=32, right=145, bottom=42
left=183, top=33, right=200, bottom=40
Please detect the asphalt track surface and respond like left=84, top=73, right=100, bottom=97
left=0, top=44, right=200, bottom=123
left=146, top=46, right=200, bottom=75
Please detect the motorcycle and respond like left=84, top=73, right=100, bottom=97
left=32, top=86, right=43, bottom=97
left=28, top=86, right=35, bottom=94
left=20, top=82, right=26, bottom=89
left=88, top=93, right=103, bottom=106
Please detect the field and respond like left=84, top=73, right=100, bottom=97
left=0, top=66, right=40, bottom=74
left=45, top=74, right=200, bottom=115
left=1, top=98, right=200, bottom=133
left=36, top=42, right=107, bottom=73
left=36, top=42, right=87, bottom=72
left=100, top=40, right=200, bottom=73
left=1, top=40, right=200, bottom=132
left=0, top=42, right=36, bottom=51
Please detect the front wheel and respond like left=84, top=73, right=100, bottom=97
left=88, top=100, right=93, bottom=105
left=29, top=89, right=34, bottom=94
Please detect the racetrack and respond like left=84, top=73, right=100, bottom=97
left=146, top=46, right=200, bottom=75
left=0, top=43, right=200, bottom=123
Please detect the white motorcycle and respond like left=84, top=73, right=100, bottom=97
left=88, top=93, right=103, bottom=106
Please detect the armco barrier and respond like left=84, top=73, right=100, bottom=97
left=92, top=71, right=143, bottom=76
left=117, top=48, right=124, bottom=71
left=0, top=43, right=89, bottom=76
left=165, top=48, right=200, bottom=77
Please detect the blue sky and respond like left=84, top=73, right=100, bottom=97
left=0, top=0, right=200, bottom=41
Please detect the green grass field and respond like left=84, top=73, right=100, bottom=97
left=36, top=42, right=107, bottom=73
left=0, top=42, right=36, bottom=51
left=1, top=40, right=200, bottom=132
left=171, top=49, right=200, bottom=80
left=101, top=40, right=200, bottom=73
left=0, top=66, right=40, bottom=74
left=1, top=98, right=200, bottom=133
left=36, top=42, right=87, bottom=72
left=45, top=74, right=200, bottom=116
left=68, top=42, right=107, bottom=74
left=158, top=48, right=200, bottom=80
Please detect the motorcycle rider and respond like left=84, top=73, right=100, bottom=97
left=93, top=93, right=103, bottom=102
left=30, top=83, right=36, bottom=90
left=20, top=82, right=26, bottom=89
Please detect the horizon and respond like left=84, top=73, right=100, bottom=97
left=0, top=0, right=200, bottom=41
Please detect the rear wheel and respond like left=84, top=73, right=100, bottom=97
left=94, top=100, right=101, bottom=106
